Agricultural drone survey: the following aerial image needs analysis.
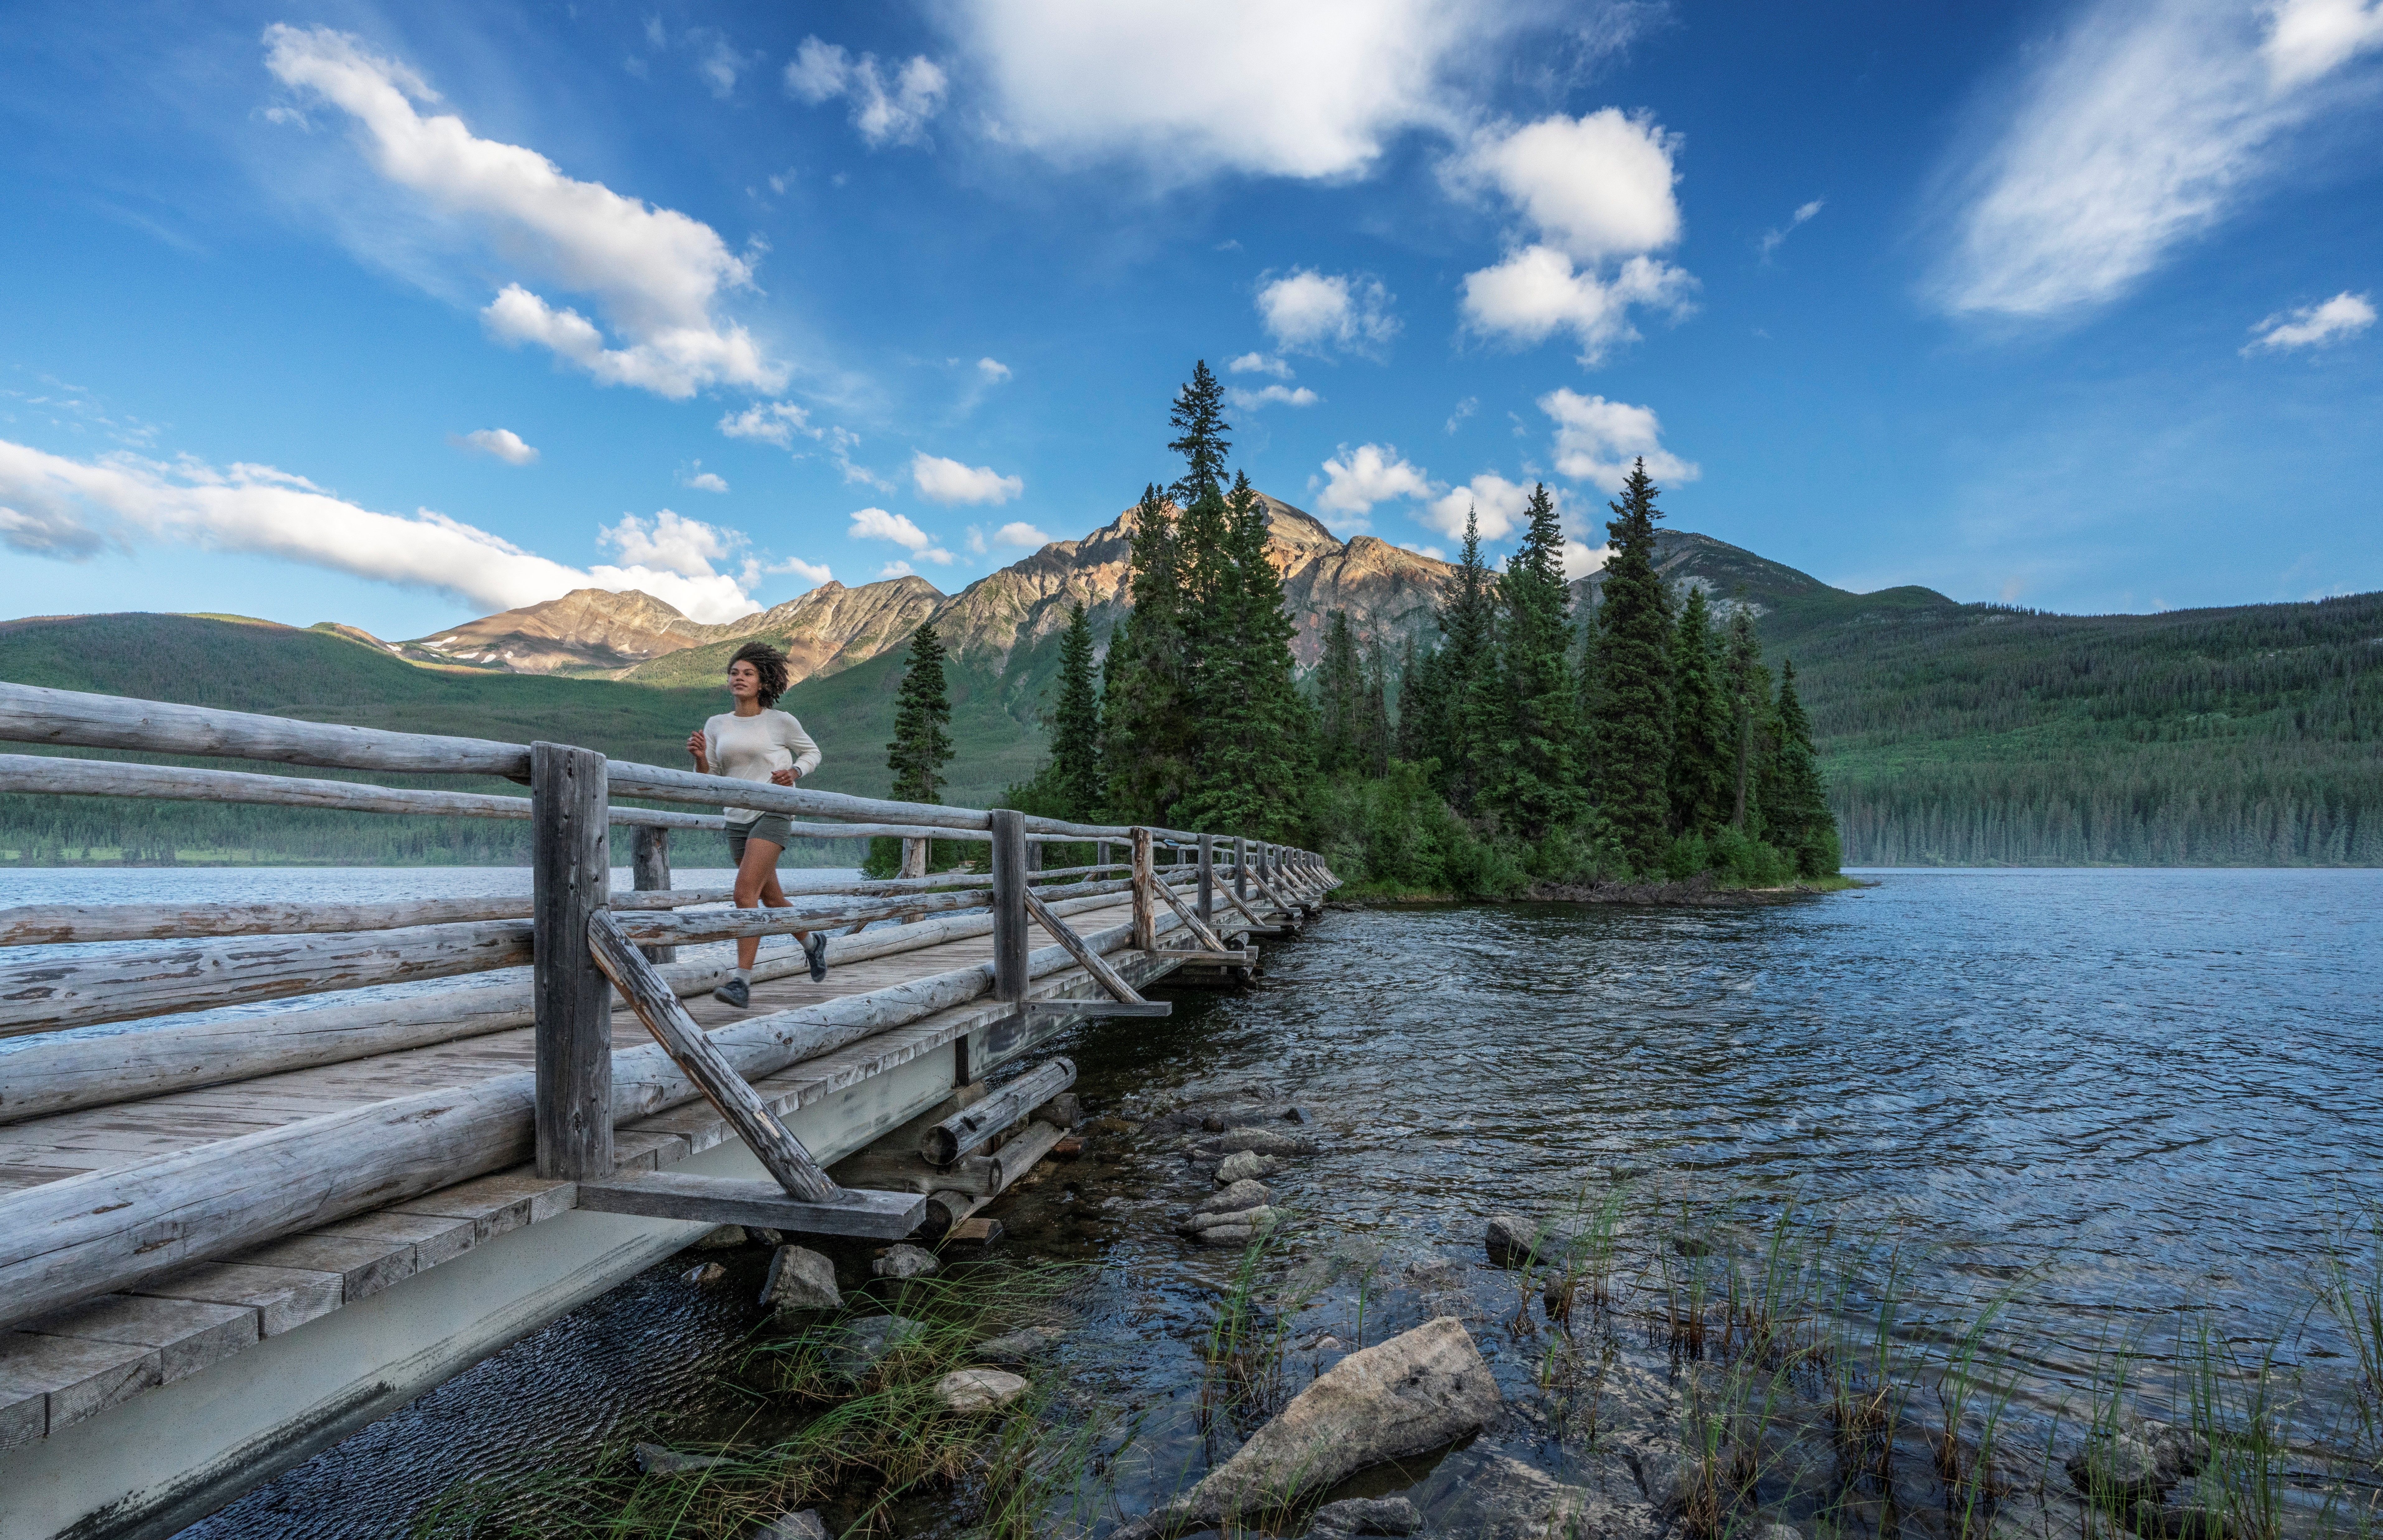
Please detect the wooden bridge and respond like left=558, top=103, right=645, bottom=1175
left=0, top=683, right=1337, bottom=1540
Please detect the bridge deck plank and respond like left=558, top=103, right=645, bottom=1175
left=0, top=894, right=1241, bottom=1450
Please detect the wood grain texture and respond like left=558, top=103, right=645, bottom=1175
left=920, top=1058, right=1074, bottom=1166
left=573, top=1171, right=920, bottom=1236
left=532, top=742, right=612, bottom=1181
left=0, top=920, right=536, bottom=1039
left=586, top=910, right=834, bottom=1201
left=1022, top=890, right=1143, bottom=1004
left=0, top=682, right=529, bottom=777
left=0, top=888, right=731, bottom=948
left=1131, top=827, right=1158, bottom=953
left=604, top=758, right=994, bottom=832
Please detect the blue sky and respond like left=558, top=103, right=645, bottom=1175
left=2, top=0, right=2378, bottom=641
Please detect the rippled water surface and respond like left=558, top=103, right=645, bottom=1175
left=105, top=867, right=2381, bottom=1537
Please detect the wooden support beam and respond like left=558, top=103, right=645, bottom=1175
left=1149, top=874, right=1233, bottom=954
left=1024, top=1000, right=1170, bottom=1018
left=586, top=910, right=837, bottom=1201
left=632, top=825, right=676, bottom=964
left=574, top=1171, right=920, bottom=1238
left=1130, top=826, right=1157, bottom=952
left=920, top=1056, right=1075, bottom=1166
left=988, top=809, right=1029, bottom=1016
left=1197, top=833, right=1215, bottom=930
left=1022, top=889, right=1144, bottom=1004
left=532, top=742, right=613, bottom=1182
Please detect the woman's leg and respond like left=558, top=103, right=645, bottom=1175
left=733, top=837, right=785, bottom=972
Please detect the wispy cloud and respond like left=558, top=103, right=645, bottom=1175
left=264, top=25, right=784, bottom=398
left=1758, top=198, right=1824, bottom=260
left=786, top=36, right=948, bottom=147
left=910, top=451, right=1023, bottom=505
left=2243, top=290, right=2375, bottom=352
left=451, top=427, right=538, bottom=465
left=0, top=437, right=771, bottom=620
left=1227, top=383, right=1321, bottom=411
left=1930, top=0, right=2383, bottom=319
left=849, top=505, right=955, bottom=564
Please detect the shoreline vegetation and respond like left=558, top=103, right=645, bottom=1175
left=404, top=1137, right=2383, bottom=1540
left=997, top=364, right=1848, bottom=905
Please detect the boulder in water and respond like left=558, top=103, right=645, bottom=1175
left=939, top=1367, right=1028, bottom=1413
left=872, top=1243, right=941, bottom=1279
left=1210, top=1126, right=1314, bottom=1157
left=1114, top=1317, right=1499, bottom=1538
left=1484, top=1214, right=1573, bottom=1267
left=1217, top=1150, right=1279, bottom=1184
left=1307, top=1494, right=1420, bottom=1534
left=1199, top=1178, right=1272, bottom=1215
left=759, top=1245, right=840, bottom=1312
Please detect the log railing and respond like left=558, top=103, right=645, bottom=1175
left=0, top=680, right=1337, bottom=1330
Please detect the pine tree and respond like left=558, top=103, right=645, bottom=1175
left=1166, top=360, right=1231, bottom=509
left=1360, top=633, right=1392, bottom=778
left=1721, top=603, right=1771, bottom=834
left=1048, top=600, right=1104, bottom=817
left=885, top=621, right=954, bottom=804
left=1101, top=484, right=1194, bottom=820
left=1395, top=634, right=1437, bottom=765
left=1486, top=482, right=1583, bottom=841
left=1179, top=470, right=1312, bottom=838
left=1424, top=507, right=1500, bottom=816
left=1666, top=586, right=1734, bottom=837
left=1315, top=610, right=1365, bottom=775
left=1760, top=660, right=1840, bottom=876
left=1588, top=458, right=1674, bottom=871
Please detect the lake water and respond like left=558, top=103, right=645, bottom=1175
left=12, top=866, right=2372, bottom=1536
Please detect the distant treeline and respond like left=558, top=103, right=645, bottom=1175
left=1793, top=592, right=2382, bottom=866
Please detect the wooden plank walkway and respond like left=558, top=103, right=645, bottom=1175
left=0, top=891, right=1264, bottom=1453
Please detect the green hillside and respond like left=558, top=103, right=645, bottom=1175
left=0, top=613, right=1044, bottom=866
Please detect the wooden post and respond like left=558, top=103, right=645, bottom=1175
left=1025, top=839, right=1043, bottom=875
left=900, top=836, right=928, bottom=879
left=532, top=741, right=612, bottom=1181
left=631, top=824, right=675, bottom=964
left=1130, top=826, right=1157, bottom=952
left=1197, top=833, right=1215, bottom=929
left=1096, top=838, right=1110, bottom=872
left=989, top=809, right=1029, bottom=1010
left=1235, top=836, right=1248, bottom=902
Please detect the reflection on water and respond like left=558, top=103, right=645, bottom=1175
left=146, top=868, right=2383, bottom=1536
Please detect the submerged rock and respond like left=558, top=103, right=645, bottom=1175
left=823, top=1314, right=930, bottom=1384
left=1414, top=1444, right=1649, bottom=1540
left=760, top=1245, right=840, bottom=1312
left=634, top=1442, right=731, bottom=1475
left=1194, top=1224, right=1256, bottom=1248
left=2066, top=1420, right=2209, bottom=1503
left=1209, top=1126, right=1315, bottom=1157
left=872, top=1243, right=941, bottom=1280
left=939, top=1367, right=1029, bottom=1413
left=1484, top=1214, right=1573, bottom=1267
left=1198, top=1179, right=1272, bottom=1215
left=692, top=1224, right=746, bottom=1250
left=974, top=1324, right=1066, bottom=1364
left=1181, top=1205, right=1283, bottom=1239
left=681, top=1261, right=726, bottom=1287
left=1114, top=1316, right=1499, bottom=1538
left=756, top=1511, right=830, bottom=1540
left=1216, top=1150, right=1279, bottom=1185
left=1308, top=1495, right=1419, bottom=1534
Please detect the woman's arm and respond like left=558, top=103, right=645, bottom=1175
left=687, top=723, right=712, bottom=773
left=776, top=714, right=823, bottom=781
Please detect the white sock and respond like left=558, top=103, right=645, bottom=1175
left=732, top=967, right=752, bottom=984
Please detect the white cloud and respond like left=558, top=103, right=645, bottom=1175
left=1401, top=541, right=1448, bottom=560
left=977, top=357, right=1012, bottom=381
left=0, top=437, right=766, bottom=621
left=1257, top=269, right=1399, bottom=356
left=1446, top=396, right=1477, bottom=433
left=766, top=554, right=833, bottom=584
left=2242, top=289, right=2376, bottom=351
left=264, top=25, right=783, bottom=399
left=1537, top=388, right=1700, bottom=492
left=1931, top=0, right=2383, bottom=319
left=946, top=0, right=1545, bottom=181
left=694, top=32, right=752, bottom=99
left=1460, top=247, right=1696, bottom=364
left=717, top=400, right=820, bottom=447
left=911, top=451, right=1024, bottom=505
left=1562, top=540, right=1614, bottom=579
left=1449, top=107, right=1697, bottom=365
left=452, top=427, right=538, bottom=465
left=1314, top=444, right=1435, bottom=529
left=849, top=505, right=956, bottom=566
left=1453, top=110, right=1682, bottom=262
left=785, top=36, right=948, bottom=148
left=1228, top=352, right=1293, bottom=378
left=681, top=463, right=729, bottom=492
left=600, top=508, right=738, bottom=579
left=879, top=559, right=915, bottom=579
left=1422, top=472, right=1533, bottom=541
left=993, top=521, right=1051, bottom=547
left=1758, top=198, right=1824, bottom=259
left=1227, top=384, right=1321, bottom=411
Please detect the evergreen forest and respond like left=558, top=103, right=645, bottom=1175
left=1002, top=364, right=1841, bottom=896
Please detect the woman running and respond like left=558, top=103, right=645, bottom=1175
left=686, top=641, right=827, bottom=1007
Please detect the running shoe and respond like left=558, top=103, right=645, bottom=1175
left=804, top=932, right=830, bottom=982
left=711, top=976, right=750, bottom=1008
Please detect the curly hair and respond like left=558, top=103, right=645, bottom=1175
left=728, top=640, right=791, bottom=707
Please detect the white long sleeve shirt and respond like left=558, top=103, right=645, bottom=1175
left=703, top=709, right=823, bottom=823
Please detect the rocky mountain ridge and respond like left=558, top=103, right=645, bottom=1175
left=386, top=493, right=1934, bottom=691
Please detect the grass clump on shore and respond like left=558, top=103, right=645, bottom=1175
left=409, top=1262, right=1095, bottom=1540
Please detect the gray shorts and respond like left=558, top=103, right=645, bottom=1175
left=727, top=814, right=795, bottom=862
